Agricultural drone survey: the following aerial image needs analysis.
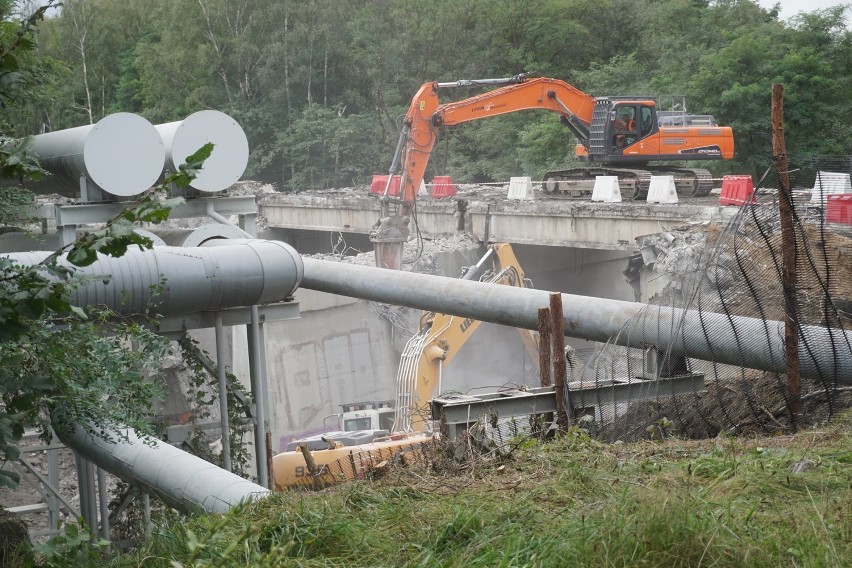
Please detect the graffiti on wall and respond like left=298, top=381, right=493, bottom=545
left=271, top=327, right=393, bottom=450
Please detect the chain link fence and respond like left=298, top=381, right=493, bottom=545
left=571, top=156, right=852, bottom=441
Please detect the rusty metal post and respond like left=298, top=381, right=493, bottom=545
left=298, top=445, right=319, bottom=476
left=266, top=431, right=275, bottom=491
left=538, top=307, right=552, bottom=387
left=550, top=293, right=572, bottom=429
left=772, top=83, right=801, bottom=427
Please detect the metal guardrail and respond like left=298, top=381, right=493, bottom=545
left=431, top=373, right=705, bottom=439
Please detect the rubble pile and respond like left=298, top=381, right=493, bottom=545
left=609, top=213, right=852, bottom=440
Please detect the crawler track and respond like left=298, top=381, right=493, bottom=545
left=542, top=167, right=652, bottom=200
left=542, top=166, right=713, bottom=200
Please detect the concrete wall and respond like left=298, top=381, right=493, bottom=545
left=437, top=321, right=541, bottom=393
left=512, top=244, right=634, bottom=357
left=513, top=245, right=634, bottom=300
left=247, top=290, right=399, bottom=452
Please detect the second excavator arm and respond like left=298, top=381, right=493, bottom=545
left=370, top=76, right=596, bottom=267
left=392, top=243, right=541, bottom=432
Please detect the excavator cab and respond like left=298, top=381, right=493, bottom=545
left=607, top=102, right=657, bottom=154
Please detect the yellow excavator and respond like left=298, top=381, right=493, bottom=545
left=271, top=243, right=538, bottom=489
left=391, top=243, right=539, bottom=433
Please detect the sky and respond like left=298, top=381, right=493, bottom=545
left=759, top=0, right=850, bottom=22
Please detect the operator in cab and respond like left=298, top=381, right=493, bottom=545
left=614, top=107, right=636, bottom=148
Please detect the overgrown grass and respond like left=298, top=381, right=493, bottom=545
left=107, top=416, right=851, bottom=567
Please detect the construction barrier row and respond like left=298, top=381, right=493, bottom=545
left=369, top=174, right=457, bottom=199
left=369, top=172, right=852, bottom=226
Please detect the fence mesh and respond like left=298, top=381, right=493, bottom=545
left=570, top=156, right=852, bottom=442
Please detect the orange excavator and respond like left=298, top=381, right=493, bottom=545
left=370, top=74, right=734, bottom=264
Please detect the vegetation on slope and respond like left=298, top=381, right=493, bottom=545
left=105, top=416, right=851, bottom=567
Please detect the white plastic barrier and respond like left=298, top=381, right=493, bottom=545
left=647, top=176, right=678, bottom=204
left=809, top=171, right=852, bottom=206
left=591, top=176, right=621, bottom=202
left=507, top=176, right=534, bottom=200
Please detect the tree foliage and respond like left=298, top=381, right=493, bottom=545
left=0, top=0, right=216, bottom=490
left=5, top=0, right=849, bottom=188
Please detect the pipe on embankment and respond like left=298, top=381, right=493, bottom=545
left=4, top=239, right=303, bottom=316
left=300, top=258, right=852, bottom=385
left=54, top=419, right=268, bottom=514
left=4, top=241, right=302, bottom=512
left=30, top=113, right=166, bottom=199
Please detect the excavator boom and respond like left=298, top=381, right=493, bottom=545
left=394, top=243, right=540, bottom=432
left=397, top=77, right=596, bottom=214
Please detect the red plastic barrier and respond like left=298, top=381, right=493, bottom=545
left=370, top=175, right=401, bottom=196
left=826, top=194, right=852, bottom=224
left=431, top=175, right=457, bottom=199
left=719, top=175, right=755, bottom=206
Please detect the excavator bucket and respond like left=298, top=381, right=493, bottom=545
left=369, top=214, right=409, bottom=269
left=372, top=238, right=404, bottom=270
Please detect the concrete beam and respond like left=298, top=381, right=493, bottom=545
left=260, top=192, right=736, bottom=251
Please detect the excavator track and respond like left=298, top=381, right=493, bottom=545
left=542, top=166, right=714, bottom=200
left=542, top=167, right=652, bottom=200
left=644, top=166, right=714, bottom=198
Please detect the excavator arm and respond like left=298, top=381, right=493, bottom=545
left=393, top=243, right=541, bottom=432
left=396, top=77, right=596, bottom=215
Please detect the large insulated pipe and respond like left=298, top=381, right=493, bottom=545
left=30, top=113, right=166, bottom=198
left=155, top=110, right=249, bottom=193
left=54, top=418, right=268, bottom=514
left=149, top=223, right=249, bottom=247
left=4, top=240, right=303, bottom=316
left=299, top=258, right=852, bottom=385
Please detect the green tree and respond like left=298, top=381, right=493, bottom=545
left=0, top=1, right=217, bottom=491
left=13, top=0, right=852, bottom=188
left=687, top=3, right=852, bottom=176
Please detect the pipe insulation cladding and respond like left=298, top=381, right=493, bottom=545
left=53, top=418, right=269, bottom=514
left=299, top=258, right=852, bottom=385
left=3, top=240, right=303, bottom=316
left=155, top=110, right=250, bottom=193
left=147, top=223, right=249, bottom=247
left=30, top=113, right=166, bottom=198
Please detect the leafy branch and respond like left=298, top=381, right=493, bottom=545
left=0, top=0, right=60, bottom=108
left=63, top=142, right=213, bottom=267
left=0, top=141, right=214, bottom=489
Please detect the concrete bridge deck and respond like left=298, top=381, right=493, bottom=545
left=260, top=185, right=738, bottom=251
